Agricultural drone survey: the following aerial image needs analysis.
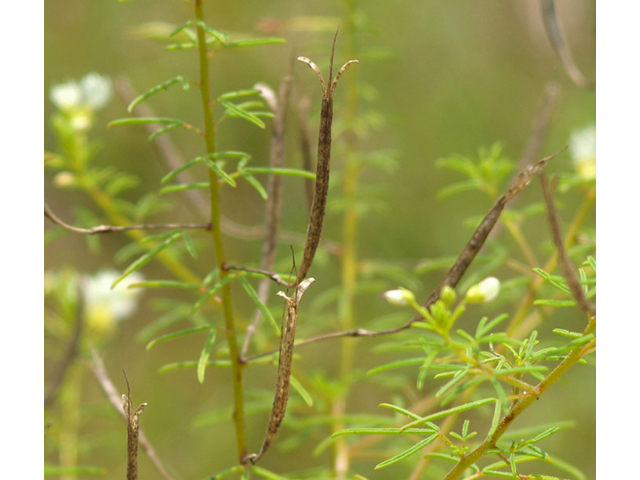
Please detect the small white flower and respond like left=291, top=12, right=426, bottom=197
left=52, top=171, right=77, bottom=188
left=569, top=125, right=596, bottom=180
left=50, top=80, right=82, bottom=110
left=80, top=73, right=113, bottom=110
left=465, top=277, right=500, bottom=304
left=82, top=270, right=144, bottom=335
left=382, top=288, right=415, bottom=307
left=49, top=73, right=112, bottom=112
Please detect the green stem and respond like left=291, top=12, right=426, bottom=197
left=442, top=318, right=595, bottom=480
left=331, top=2, right=361, bottom=478
left=194, top=0, right=247, bottom=461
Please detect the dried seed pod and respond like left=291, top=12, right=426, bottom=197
left=295, top=35, right=358, bottom=284
left=246, top=277, right=315, bottom=464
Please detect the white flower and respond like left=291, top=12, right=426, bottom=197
left=465, top=277, right=500, bottom=304
left=381, top=288, right=415, bottom=307
left=50, top=80, right=82, bottom=110
left=569, top=125, right=596, bottom=180
left=80, top=73, right=113, bottom=110
left=49, top=72, right=112, bottom=112
left=82, top=270, right=144, bottom=335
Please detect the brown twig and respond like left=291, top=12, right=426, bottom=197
left=44, top=285, right=84, bottom=408
left=295, top=30, right=358, bottom=284
left=540, top=0, right=595, bottom=89
left=244, top=278, right=316, bottom=464
left=244, top=150, right=563, bottom=362
left=45, top=201, right=211, bottom=234
left=241, top=77, right=292, bottom=358
left=539, top=174, right=596, bottom=316
left=88, top=349, right=178, bottom=480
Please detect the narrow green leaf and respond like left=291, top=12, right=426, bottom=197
left=197, top=329, right=217, bottom=383
left=367, top=358, right=425, bottom=376
left=374, top=434, right=439, bottom=469
left=378, top=403, right=422, bottom=421
left=221, top=100, right=265, bottom=128
left=209, top=151, right=251, bottom=159
left=159, top=182, right=209, bottom=195
left=128, top=280, right=201, bottom=290
left=218, top=88, right=261, bottom=101
left=161, top=157, right=203, bottom=185
left=534, top=299, right=576, bottom=307
left=111, top=231, right=182, bottom=288
left=170, top=19, right=194, bottom=37
left=203, top=268, right=220, bottom=286
left=194, top=19, right=227, bottom=44
left=527, top=426, right=560, bottom=445
left=149, top=122, right=182, bottom=141
left=203, top=156, right=237, bottom=186
left=146, top=325, right=213, bottom=351
left=165, top=42, right=197, bottom=51
left=240, top=173, right=268, bottom=199
left=238, top=277, right=279, bottom=335
left=209, top=465, right=244, bottom=479
left=158, top=359, right=230, bottom=374
left=183, top=231, right=198, bottom=258
left=400, top=397, right=496, bottom=431
left=552, top=328, right=582, bottom=339
left=333, top=427, right=437, bottom=437
left=243, top=167, right=316, bottom=179
left=127, top=76, right=189, bottom=113
left=250, top=466, right=288, bottom=480
left=290, top=375, right=313, bottom=407
left=108, top=117, right=185, bottom=127
left=226, top=37, right=286, bottom=47
left=192, top=275, right=235, bottom=313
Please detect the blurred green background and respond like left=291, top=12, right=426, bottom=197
left=45, top=0, right=595, bottom=479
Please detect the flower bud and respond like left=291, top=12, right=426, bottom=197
left=381, top=288, right=415, bottom=307
left=440, top=285, right=457, bottom=307
left=465, top=277, right=500, bottom=304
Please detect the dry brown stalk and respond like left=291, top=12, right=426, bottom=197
left=122, top=372, right=147, bottom=480
left=540, top=174, right=596, bottom=316
left=242, top=76, right=292, bottom=357
left=540, top=0, right=595, bottom=89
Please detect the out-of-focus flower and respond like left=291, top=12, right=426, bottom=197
left=50, top=73, right=113, bottom=112
left=569, top=125, right=596, bottom=180
left=49, top=73, right=112, bottom=132
left=52, top=171, right=77, bottom=188
left=82, top=270, right=144, bottom=336
left=465, top=277, right=500, bottom=304
left=381, top=288, right=415, bottom=307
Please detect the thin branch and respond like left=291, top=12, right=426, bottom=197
left=539, top=174, right=596, bottom=316
left=223, top=264, right=292, bottom=287
left=242, top=76, right=292, bottom=357
left=44, top=285, right=83, bottom=408
left=45, top=201, right=211, bottom=234
left=88, top=348, right=178, bottom=480
left=541, top=0, right=595, bottom=89
left=244, top=150, right=564, bottom=362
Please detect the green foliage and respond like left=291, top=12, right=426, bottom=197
left=44, top=1, right=595, bottom=479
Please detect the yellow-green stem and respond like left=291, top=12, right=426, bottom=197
left=59, top=363, right=83, bottom=480
left=194, top=0, right=247, bottom=461
left=332, top=2, right=360, bottom=477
